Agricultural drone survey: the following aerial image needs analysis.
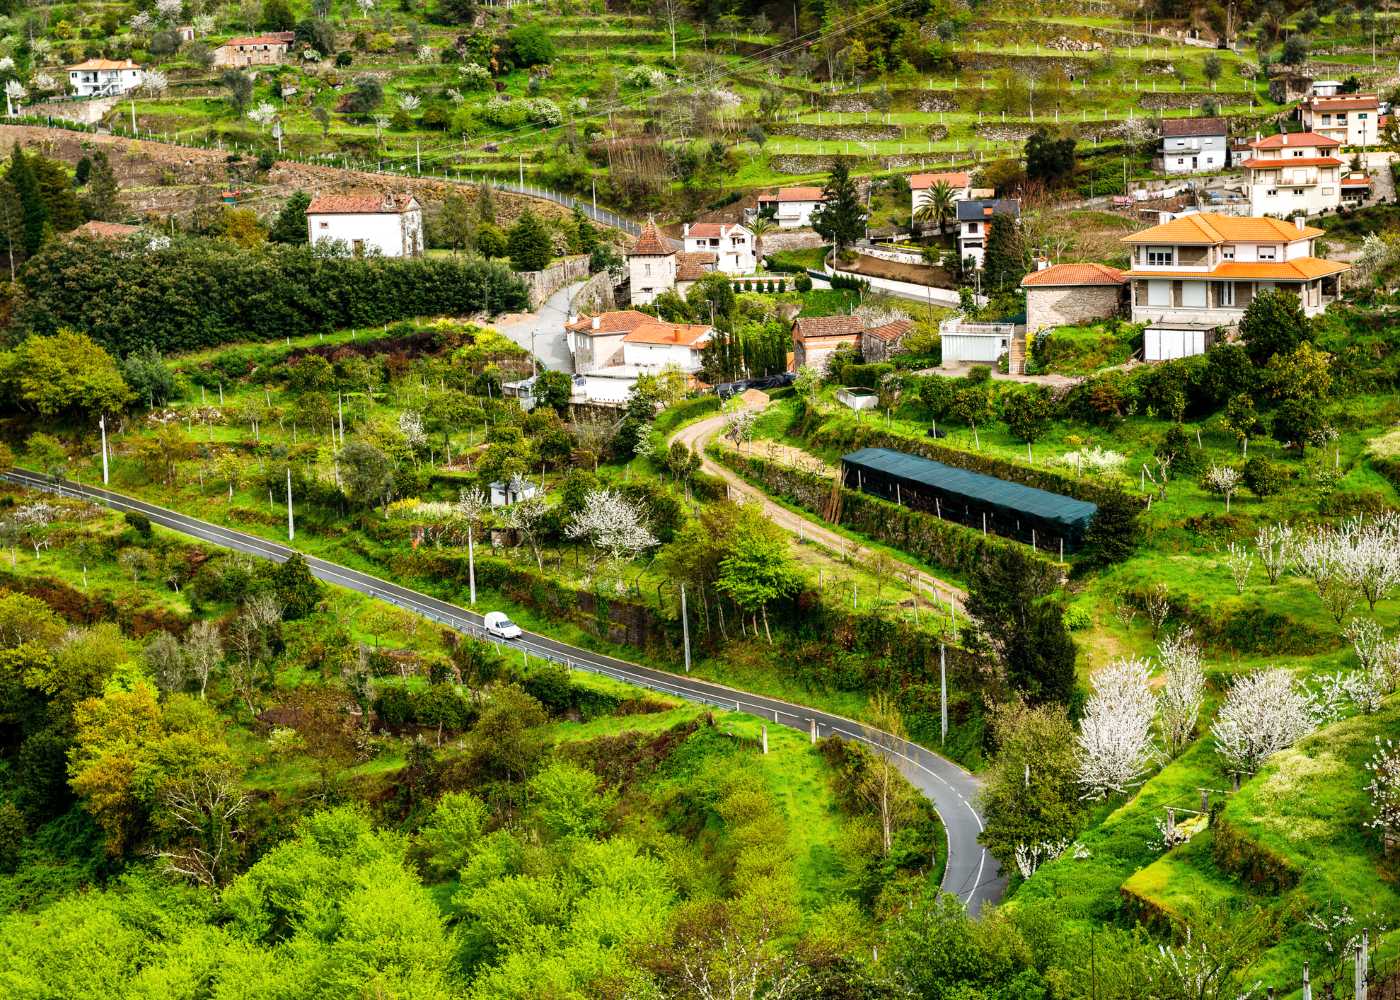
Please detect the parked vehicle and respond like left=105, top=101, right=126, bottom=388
left=483, top=611, right=522, bottom=639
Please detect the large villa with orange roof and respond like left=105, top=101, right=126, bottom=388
left=1123, top=212, right=1349, bottom=337
left=1241, top=132, right=1346, bottom=217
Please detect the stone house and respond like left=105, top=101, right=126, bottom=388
left=1021, top=263, right=1127, bottom=332
left=213, top=32, right=296, bottom=68
left=792, top=315, right=864, bottom=373
left=860, top=319, right=914, bottom=363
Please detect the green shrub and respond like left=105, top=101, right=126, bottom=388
left=1242, top=455, right=1288, bottom=498
left=793, top=273, right=813, bottom=292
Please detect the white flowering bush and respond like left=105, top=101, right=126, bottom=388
left=1365, top=737, right=1400, bottom=846
left=397, top=93, right=421, bottom=112
left=1077, top=657, right=1159, bottom=799
left=458, top=63, right=492, bottom=90
left=522, top=97, right=561, bottom=126
left=130, top=11, right=153, bottom=32
left=1059, top=446, right=1126, bottom=476
left=1014, top=838, right=1069, bottom=879
left=1211, top=669, right=1322, bottom=773
left=156, top=0, right=183, bottom=21
left=247, top=102, right=277, bottom=129
left=625, top=65, right=667, bottom=88
left=1158, top=629, right=1205, bottom=757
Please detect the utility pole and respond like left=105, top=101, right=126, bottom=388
left=518, top=153, right=524, bottom=186
left=130, top=99, right=136, bottom=133
left=681, top=583, right=691, bottom=673
left=99, top=415, right=109, bottom=485
left=939, top=643, right=947, bottom=744
left=286, top=468, right=294, bottom=540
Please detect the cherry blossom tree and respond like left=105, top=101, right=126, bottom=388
left=1158, top=629, right=1205, bottom=758
left=1255, top=523, right=1293, bottom=585
left=1293, top=527, right=1359, bottom=626
left=500, top=493, right=548, bottom=572
left=397, top=409, right=426, bottom=451
left=1346, top=618, right=1400, bottom=696
left=398, top=94, right=421, bottom=112
left=1076, top=657, right=1158, bottom=800
left=1224, top=541, right=1253, bottom=594
left=1365, top=737, right=1400, bottom=848
left=565, top=488, right=657, bottom=573
left=1212, top=668, right=1321, bottom=773
left=455, top=487, right=488, bottom=605
left=1203, top=463, right=1241, bottom=512
left=1337, top=513, right=1400, bottom=612
left=247, top=102, right=278, bottom=131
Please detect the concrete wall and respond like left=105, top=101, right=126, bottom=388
left=830, top=264, right=961, bottom=307
left=1026, top=284, right=1124, bottom=332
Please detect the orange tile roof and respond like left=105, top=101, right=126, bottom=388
left=1305, top=94, right=1379, bottom=111
left=1022, top=262, right=1126, bottom=287
left=565, top=310, right=652, bottom=335
left=629, top=218, right=673, bottom=256
left=910, top=171, right=971, bottom=190
left=1342, top=176, right=1374, bottom=186
left=1124, top=258, right=1350, bottom=281
left=777, top=186, right=825, bottom=201
left=306, top=192, right=417, bottom=214
left=793, top=315, right=864, bottom=339
left=1123, top=213, right=1323, bottom=245
left=1249, top=131, right=1341, bottom=149
left=70, top=220, right=141, bottom=239
left=675, top=251, right=716, bottom=281
left=1239, top=156, right=1343, bottom=169
left=67, top=58, right=141, bottom=71
left=686, top=222, right=743, bottom=239
left=222, top=33, right=296, bottom=46
left=863, top=319, right=914, bottom=342
left=624, top=321, right=712, bottom=346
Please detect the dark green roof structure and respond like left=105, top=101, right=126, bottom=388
left=841, top=447, right=1098, bottom=551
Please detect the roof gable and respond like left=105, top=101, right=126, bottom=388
left=1249, top=131, right=1342, bottom=149
left=1021, top=262, right=1127, bottom=287
left=306, top=192, right=418, bottom=215
left=566, top=310, right=653, bottom=336
left=1160, top=116, right=1228, bottom=138
left=910, top=171, right=971, bottom=190
left=1123, top=212, right=1322, bottom=245
left=630, top=218, right=674, bottom=256
left=624, top=321, right=713, bottom=346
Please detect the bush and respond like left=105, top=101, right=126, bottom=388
left=1242, top=455, right=1288, bottom=498
left=965, top=365, right=992, bottom=384
left=124, top=512, right=152, bottom=538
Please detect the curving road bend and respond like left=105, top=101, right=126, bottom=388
left=1, top=470, right=1004, bottom=913
left=670, top=405, right=967, bottom=612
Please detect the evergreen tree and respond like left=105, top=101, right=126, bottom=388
left=268, top=190, right=311, bottom=244
left=506, top=209, right=551, bottom=272
left=966, top=547, right=1076, bottom=705
left=1237, top=288, right=1311, bottom=365
left=572, top=205, right=598, bottom=253
left=74, top=156, right=92, bottom=187
left=271, top=553, right=322, bottom=620
left=1024, top=128, right=1077, bottom=187
left=260, top=0, right=295, bottom=31
left=7, top=144, right=46, bottom=257
left=476, top=181, right=495, bottom=223
left=0, top=177, right=24, bottom=279
left=80, top=151, right=123, bottom=223
left=31, top=156, right=83, bottom=232
left=982, top=212, right=1026, bottom=291
left=811, top=162, right=865, bottom=252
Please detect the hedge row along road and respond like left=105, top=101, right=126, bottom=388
left=669, top=400, right=968, bottom=613
left=1, top=468, right=1005, bottom=913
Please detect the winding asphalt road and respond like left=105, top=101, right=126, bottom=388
left=2, top=470, right=1004, bottom=913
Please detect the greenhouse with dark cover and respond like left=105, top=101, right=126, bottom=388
left=840, top=447, right=1099, bottom=554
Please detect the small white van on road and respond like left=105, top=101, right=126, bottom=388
left=483, top=612, right=522, bottom=640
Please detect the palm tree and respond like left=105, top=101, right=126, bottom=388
left=913, top=180, right=956, bottom=237
left=748, top=217, right=771, bottom=271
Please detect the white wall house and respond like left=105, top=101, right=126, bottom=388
left=909, top=171, right=972, bottom=221
left=565, top=310, right=651, bottom=373
left=683, top=222, right=755, bottom=274
left=621, top=321, right=712, bottom=373
left=66, top=59, right=144, bottom=98
left=1242, top=132, right=1344, bottom=217
left=957, top=198, right=1020, bottom=269
left=1158, top=117, right=1230, bottom=173
left=756, top=186, right=826, bottom=228
left=306, top=193, right=423, bottom=257
left=1300, top=94, right=1380, bottom=147
left=1123, top=212, right=1350, bottom=338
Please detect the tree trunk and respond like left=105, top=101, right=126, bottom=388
left=762, top=604, right=772, bottom=644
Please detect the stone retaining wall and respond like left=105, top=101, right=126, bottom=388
left=519, top=255, right=589, bottom=309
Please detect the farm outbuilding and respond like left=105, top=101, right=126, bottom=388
left=840, top=447, right=1098, bottom=554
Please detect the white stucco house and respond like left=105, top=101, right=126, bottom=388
left=756, top=186, right=826, bottom=229
left=1241, top=132, right=1344, bottom=218
left=682, top=222, right=755, bottom=274
left=565, top=310, right=651, bottom=373
left=1158, top=117, right=1230, bottom=173
left=909, top=171, right=973, bottom=221
left=66, top=59, right=144, bottom=98
left=305, top=192, right=423, bottom=257
left=957, top=198, right=1020, bottom=270
left=621, top=321, right=712, bottom=373
left=1300, top=93, right=1380, bottom=147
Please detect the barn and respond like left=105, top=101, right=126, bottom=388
left=840, top=447, right=1098, bottom=554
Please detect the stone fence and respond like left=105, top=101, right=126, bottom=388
left=518, top=255, right=589, bottom=309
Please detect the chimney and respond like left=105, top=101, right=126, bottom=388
left=591, top=315, right=601, bottom=331
left=1293, top=215, right=1306, bottom=231
left=682, top=223, right=690, bottom=238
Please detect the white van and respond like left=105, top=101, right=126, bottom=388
left=483, top=611, right=522, bottom=640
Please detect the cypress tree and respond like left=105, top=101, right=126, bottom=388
left=7, top=143, right=46, bottom=257
left=506, top=209, right=551, bottom=272
left=811, top=161, right=865, bottom=253
left=269, top=190, right=311, bottom=244
left=81, top=151, right=124, bottom=223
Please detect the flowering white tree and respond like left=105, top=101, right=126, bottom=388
left=1346, top=618, right=1400, bottom=697
left=247, top=102, right=278, bottom=130
left=1293, top=526, right=1360, bottom=626
left=1158, top=629, right=1205, bottom=758
left=1224, top=541, right=1253, bottom=594
left=398, top=93, right=421, bottom=112
left=0, top=57, right=15, bottom=73
left=1076, top=657, right=1159, bottom=800
left=372, top=113, right=390, bottom=140
left=142, top=69, right=169, bottom=96
left=1014, top=838, right=1070, bottom=879
left=1337, top=513, right=1400, bottom=612
left=156, top=0, right=183, bottom=21
left=397, top=410, right=426, bottom=449
left=1212, top=669, right=1321, bottom=773
left=130, top=11, right=153, bottom=32
left=445, top=88, right=465, bottom=104
left=1060, top=446, right=1126, bottom=477
left=565, top=488, right=657, bottom=571
left=356, top=0, right=376, bottom=15
left=29, top=38, right=50, bottom=63
left=4, top=79, right=25, bottom=116
left=416, top=44, right=435, bottom=64
left=500, top=493, right=547, bottom=572
left=193, top=13, right=216, bottom=35
left=1203, top=463, right=1241, bottom=512
left=455, top=487, right=488, bottom=606
left=1365, top=737, right=1400, bottom=847
left=1355, top=232, right=1397, bottom=283
left=1255, top=523, right=1293, bottom=585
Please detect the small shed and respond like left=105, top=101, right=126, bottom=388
left=938, top=318, right=1016, bottom=365
left=489, top=479, right=539, bottom=507
left=1144, top=324, right=1211, bottom=361
left=841, top=447, right=1098, bottom=552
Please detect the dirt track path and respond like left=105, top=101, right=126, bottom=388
left=670, top=401, right=967, bottom=613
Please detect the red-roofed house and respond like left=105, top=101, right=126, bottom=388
left=622, top=321, right=713, bottom=373
left=682, top=222, right=755, bottom=274
left=1020, top=262, right=1128, bottom=332
left=791, top=314, right=865, bottom=372
left=66, top=59, right=144, bottom=97
left=1242, top=133, right=1345, bottom=217
left=909, top=171, right=973, bottom=221
left=628, top=218, right=676, bottom=306
left=755, top=186, right=827, bottom=228
left=860, top=319, right=915, bottom=363
left=565, top=311, right=653, bottom=372
left=306, top=192, right=422, bottom=257
left=213, top=32, right=296, bottom=67
left=1300, top=93, right=1381, bottom=147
